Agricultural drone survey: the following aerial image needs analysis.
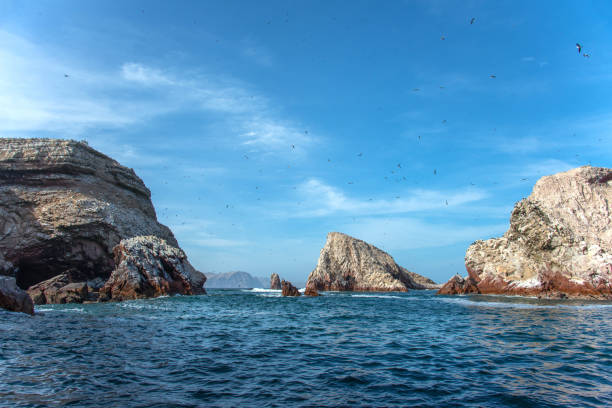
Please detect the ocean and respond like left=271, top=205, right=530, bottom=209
left=1, top=289, right=611, bottom=407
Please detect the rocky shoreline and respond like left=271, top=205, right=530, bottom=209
left=0, top=138, right=205, bottom=313
left=438, top=166, right=612, bottom=300
left=1, top=138, right=609, bottom=314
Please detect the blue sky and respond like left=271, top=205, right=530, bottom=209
left=1, top=0, right=611, bottom=285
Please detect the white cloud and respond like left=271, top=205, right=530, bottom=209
left=285, top=178, right=488, bottom=217
left=342, top=217, right=507, bottom=250
left=0, top=30, right=314, bottom=154
left=121, top=63, right=174, bottom=85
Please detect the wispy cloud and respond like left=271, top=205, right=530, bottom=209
left=342, top=217, right=507, bottom=250
left=281, top=178, right=488, bottom=218
left=0, top=30, right=314, bottom=154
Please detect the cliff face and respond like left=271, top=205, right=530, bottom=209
left=100, top=236, right=206, bottom=301
left=0, top=138, right=204, bottom=304
left=305, top=232, right=435, bottom=292
left=439, top=166, right=612, bottom=299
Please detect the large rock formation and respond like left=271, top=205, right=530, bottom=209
left=281, top=280, right=301, bottom=296
left=99, top=236, right=206, bottom=301
left=305, top=232, right=436, bottom=292
left=439, top=166, right=612, bottom=299
left=0, top=138, right=205, bottom=303
left=0, top=276, right=34, bottom=315
left=270, top=273, right=281, bottom=290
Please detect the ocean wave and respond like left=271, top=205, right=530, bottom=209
left=35, top=307, right=85, bottom=313
left=351, top=294, right=405, bottom=299
left=245, top=288, right=281, bottom=293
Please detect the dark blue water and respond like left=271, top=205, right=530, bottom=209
left=1, top=289, right=611, bottom=407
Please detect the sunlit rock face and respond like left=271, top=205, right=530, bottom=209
left=0, top=138, right=202, bottom=303
left=439, top=166, right=612, bottom=299
left=306, top=232, right=436, bottom=292
left=99, top=236, right=206, bottom=301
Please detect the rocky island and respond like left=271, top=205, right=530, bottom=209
left=305, top=232, right=438, bottom=292
left=439, top=166, right=612, bottom=299
left=0, top=138, right=205, bottom=312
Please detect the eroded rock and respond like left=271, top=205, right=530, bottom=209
left=27, top=272, right=89, bottom=305
left=281, top=280, right=301, bottom=297
left=0, top=276, right=34, bottom=315
left=439, top=166, right=612, bottom=299
left=306, top=232, right=435, bottom=292
left=99, top=236, right=206, bottom=301
left=0, top=138, right=178, bottom=290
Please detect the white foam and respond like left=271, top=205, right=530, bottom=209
left=351, top=294, right=405, bottom=299
left=245, top=288, right=281, bottom=293
left=439, top=296, right=612, bottom=309
left=36, top=307, right=85, bottom=313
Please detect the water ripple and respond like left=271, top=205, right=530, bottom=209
left=0, top=290, right=611, bottom=407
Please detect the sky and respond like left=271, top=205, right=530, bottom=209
left=1, top=0, right=611, bottom=285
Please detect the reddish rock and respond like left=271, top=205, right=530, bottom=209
left=437, top=275, right=479, bottom=295
left=439, top=166, right=612, bottom=300
left=0, top=276, right=34, bottom=315
left=304, top=285, right=319, bottom=296
left=281, top=280, right=301, bottom=297
left=27, top=273, right=89, bottom=305
left=99, top=236, right=206, bottom=301
left=270, top=273, right=281, bottom=290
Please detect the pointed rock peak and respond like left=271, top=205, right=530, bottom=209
left=306, top=232, right=435, bottom=292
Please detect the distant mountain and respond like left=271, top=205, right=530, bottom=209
left=205, top=271, right=268, bottom=289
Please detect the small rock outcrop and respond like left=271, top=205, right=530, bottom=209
left=304, top=286, right=319, bottom=296
left=0, top=138, right=205, bottom=303
left=27, top=272, right=89, bottom=305
left=270, top=273, right=281, bottom=290
left=281, top=280, right=301, bottom=296
left=305, top=232, right=435, bottom=292
left=99, top=236, right=206, bottom=301
left=439, top=166, right=612, bottom=299
left=0, top=276, right=34, bottom=315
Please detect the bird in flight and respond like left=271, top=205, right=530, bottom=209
left=576, top=43, right=582, bottom=53
left=583, top=53, right=590, bottom=58
left=64, top=74, right=69, bottom=78
left=490, top=75, right=496, bottom=78
left=470, top=17, right=476, bottom=24
left=433, top=169, right=437, bottom=175
left=357, top=152, right=363, bottom=157
left=440, top=36, right=445, bottom=40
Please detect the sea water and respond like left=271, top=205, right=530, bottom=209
left=1, top=290, right=611, bottom=407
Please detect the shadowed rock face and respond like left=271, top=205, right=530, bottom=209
left=281, top=280, right=301, bottom=297
left=99, top=236, right=206, bottom=301
left=270, top=273, right=281, bottom=290
left=0, top=138, right=178, bottom=290
left=439, top=166, right=612, bottom=299
left=0, top=276, right=34, bottom=315
left=27, top=272, right=90, bottom=305
left=306, top=232, right=436, bottom=292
